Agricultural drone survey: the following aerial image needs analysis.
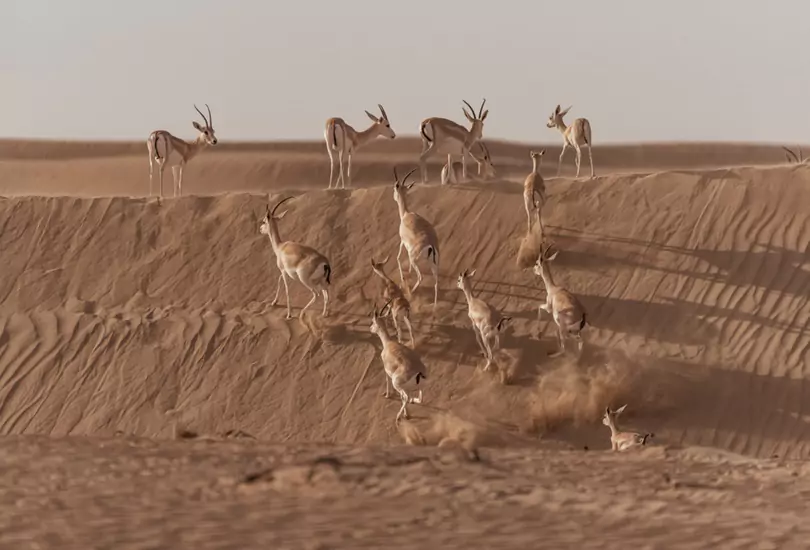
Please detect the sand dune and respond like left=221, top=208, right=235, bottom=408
left=1, top=139, right=810, bottom=546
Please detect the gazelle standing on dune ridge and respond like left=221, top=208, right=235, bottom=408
left=392, top=167, right=441, bottom=309
left=456, top=269, right=512, bottom=371
left=147, top=104, right=218, bottom=198
left=371, top=255, right=415, bottom=348
left=533, top=244, right=587, bottom=357
left=523, top=150, right=547, bottom=233
left=370, top=300, right=428, bottom=422
left=440, top=142, right=496, bottom=185
left=259, top=196, right=332, bottom=319
left=418, top=99, right=488, bottom=184
left=546, top=105, right=594, bottom=178
left=602, top=405, right=654, bottom=451
left=324, top=104, right=396, bottom=189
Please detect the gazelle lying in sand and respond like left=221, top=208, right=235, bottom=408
left=147, top=104, right=218, bottom=198
left=547, top=104, right=594, bottom=178
left=457, top=269, right=511, bottom=371
left=533, top=245, right=587, bottom=356
left=440, top=142, right=496, bottom=185
left=602, top=405, right=654, bottom=451
left=419, top=98, right=488, bottom=184
left=370, top=300, right=427, bottom=422
left=370, top=256, right=415, bottom=347
left=392, top=167, right=441, bottom=309
left=523, top=150, right=547, bottom=232
left=259, top=196, right=332, bottom=319
left=324, top=104, right=396, bottom=189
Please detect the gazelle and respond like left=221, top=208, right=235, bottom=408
left=546, top=105, right=594, bottom=178
left=523, top=150, right=547, bottom=233
left=533, top=244, right=587, bottom=357
left=324, top=104, right=396, bottom=189
left=418, top=98, right=488, bottom=184
left=440, top=142, right=496, bottom=185
left=147, top=104, right=218, bottom=198
left=456, top=269, right=511, bottom=371
left=370, top=300, right=428, bottom=422
left=392, top=167, right=441, bottom=309
left=371, top=255, right=415, bottom=348
left=602, top=405, right=654, bottom=451
left=259, top=196, right=332, bottom=319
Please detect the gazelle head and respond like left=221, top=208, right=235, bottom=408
left=259, top=196, right=292, bottom=237
left=456, top=268, right=477, bottom=292
left=392, top=166, right=418, bottom=205
left=370, top=255, right=390, bottom=277
left=476, top=142, right=496, bottom=179
left=547, top=105, right=571, bottom=129
left=370, top=299, right=393, bottom=336
left=530, top=149, right=546, bottom=162
left=602, top=404, right=628, bottom=429
left=462, top=98, right=488, bottom=139
left=532, top=244, right=559, bottom=276
left=365, top=104, right=396, bottom=139
left=192, top=104, right=218, bottom=145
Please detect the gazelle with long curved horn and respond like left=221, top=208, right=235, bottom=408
left=456, top=268, right=511, bottom=371
left=440, top=142, right=496, bottom=185
left=147, top=104, right=218, bottom=198
left=371, top=255, right=415, bottom=348
left=546, top=104, right=594, bottom=178
left=418, top=98, right=488, bottom=184
left=324, top=104, right=396, bottom=189
left=259, top=196, right=332, bottom=319
left=391, top=167, right=441, bottom=309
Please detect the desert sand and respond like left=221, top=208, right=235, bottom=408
left=0, top=137, right=809, bottom=548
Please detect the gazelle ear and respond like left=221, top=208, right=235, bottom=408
left=555, top=104, right=561, bottom=115
left=468, top=268, right=477, bottom=277
left=480, top=110, right=489, bottom=121
left=192, top=121, right=204, bottom=132
left=615, top=404, right=628, bottom=415
left=462, top=108, right=475, bottom=123
left=365, top=110, right=379, bottom=123
left=275, top=210, right=289, bottom=220
left=559, top=106, right=572, bottom=117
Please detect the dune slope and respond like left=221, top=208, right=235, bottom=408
left=0, top=158, right=808, bottom=459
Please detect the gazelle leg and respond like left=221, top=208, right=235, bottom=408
left=148, top=156, right=154, bottom=197
left=326, top=144, right=336, bottom=189
left=574, top=146, right=582, bottom=178
left=461, top=147, right=469, bottom=180
left=321, top=288, right=329, bottom=317
left=588, top=145, right=595, bottom=178
left=430, top=257, right=439, bottom=309
left=403, top=314, right=415, bottom=348
left=473, top=324, right=487, bottom=357
left=281, top=272, right=292, bottom=319
left=346, top=151, right=352, bottom=188
left=557, top=144, right=568, bottom=177
left=391, top=311, right=403, bottom=343
left=392, top=379, right=409, bottom=420
left=298, top=280, right=318, bottom=319
left=447, top=154, right=457, bottom=184
left=158, top=162, right=166, bottom=199
left=419, top=142, right=434, bottom=184
left=337, top=150, right=345, bottom=189
left=271, top=272, right=283, bottom=306
left=482, top=331, right=495, bottom=371
left=548, top=325, right=566, bottom=358
left=396, top=242, right=407, bottom=289
left=525, top=195, right=533, bottom=232
left=383, top=374, right=391, bottom=398
left=178, top=164, right=185, bottom=196
left=409, top=254, right=423, bottom=294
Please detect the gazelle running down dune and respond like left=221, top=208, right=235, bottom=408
left=456, top=269, right=511, bottom=371
left=533, top=244, right=587, bottom=357
left=546, top=105, right=594, bottom=178
left=324, top=104, right=396, bottom=189
left=371, top=255, right=415, bottom=348
left=392, top=167, right=441, bottom=309
left=523, top=150, right=547, bottom=233
left=440, top=142, right=496, bottom=185
left=370, top=300, right=428, bottom=422
left=147, top=104, right=218, bottom=198
left=259, top=196, right=332, bottom=319
left=602, top=405, right=654, bottom=451
left=418, top=98, right=488, bottom=184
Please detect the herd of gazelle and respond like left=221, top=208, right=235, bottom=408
left=150, top=100, right=649, bottom=450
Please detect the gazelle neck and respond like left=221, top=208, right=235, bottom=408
left=374, top=325, right=392, bottom=346
left=265, top=221, right=284, bottom=252
left=537, top=262, right=557, bottom=291
left=355, top=123, right=382, bottom=148
left=554, top=119, right=568, bottom=136
left=532, top=157, right=542, bottom=174
left=395, top=193, right=409, bottom=219
left=606, top=418, right=619, bottom=437
left=460, top=281, right=475, bottom=303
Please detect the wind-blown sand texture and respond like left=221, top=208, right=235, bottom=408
left=0, top=138, right=808, bottom=548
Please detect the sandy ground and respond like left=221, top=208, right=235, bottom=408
left=0, top=137, right=808, bottom=548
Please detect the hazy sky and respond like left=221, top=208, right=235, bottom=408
left=5, top=1, right=809, bottom=144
